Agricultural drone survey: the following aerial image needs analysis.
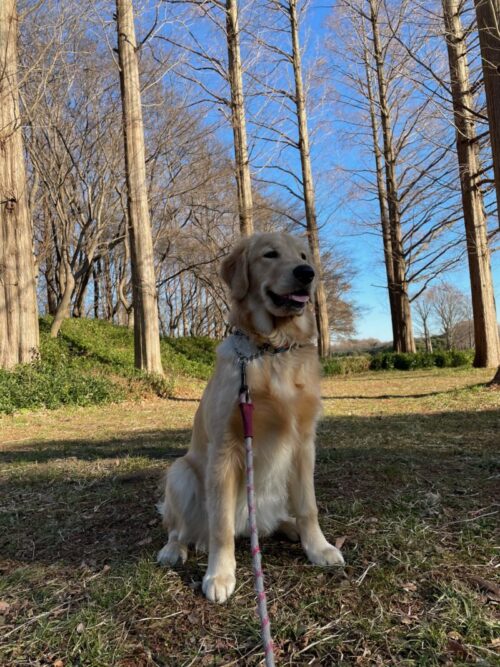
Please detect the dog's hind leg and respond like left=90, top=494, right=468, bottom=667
left=157, top=456, right=206, bottom=566
left=276, top=517, right=300, bottom=542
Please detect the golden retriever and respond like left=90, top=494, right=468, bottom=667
left=157, top=232, right=344, bottom=603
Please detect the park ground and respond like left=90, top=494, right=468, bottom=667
left=0, top=368, right=499, bottom=666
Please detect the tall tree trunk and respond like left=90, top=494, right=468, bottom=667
left=0, top=0, right=39, bottom=369
left=226, top=0, right=253, bottom=236
left=475, top=0, right=500, bottom=225
left=475, top=0, right=500, bottom=383
left=362, top=34, right=399, bottom=346
left=116, top=0, right=163, bottom=375
left=442, top=0, right=500, bottom=368
left=369, top=0, right=415, bottom=353
left=287, top=0, right=330, bottom=357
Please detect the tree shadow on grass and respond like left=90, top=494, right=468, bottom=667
left=0, top=409, right=498, bottom=572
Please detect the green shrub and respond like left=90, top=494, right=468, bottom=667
left=433, top=351, right=452, bottom=368
left=368, top=349, right=473, bottom=371
left=0, top=361, right=122, bottom=414
left=450, top=349, right=474, bottom=367
left=370, top=352, right=395, bottom=370
left=323, top=355, right=371, bottom=376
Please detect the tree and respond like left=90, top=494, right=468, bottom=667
left=116, top=0, right=163, bottom=375
left=260, top=0, right=331, bottom=356
left=0, top=0, right=39, bottom=369
left=430, top=282, right=468, bottom=350
left=475, top=0, right=500, bottom=220
left=414, top=294, right=434, bottom=353
left=442, top=0, right=500, bottom=368
left=226, top=0, right=254, bottom=235
left=327, top=0, right=463, bottom=355
left=474, top=0, right=500, bottom=384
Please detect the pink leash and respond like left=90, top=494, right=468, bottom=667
left=239, top=366, right=276, bottom=667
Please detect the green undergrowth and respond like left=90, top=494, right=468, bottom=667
left=0, top=317, right=217, bottom=414
left=323, top=350, right=474, bottom=376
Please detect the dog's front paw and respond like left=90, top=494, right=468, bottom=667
left=202, top=571, right=236, bottom=603
left=307, top=544, right=345, bottom=567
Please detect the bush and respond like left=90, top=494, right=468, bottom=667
left=323, top=355, right=371, bottom=376
left=369, top=352, right=395, bottom=370
left=0, top=361, right=122, bottom=414
left=450, top=349, right=474, bottom=367
left=369, top=349, right=473, bottom=371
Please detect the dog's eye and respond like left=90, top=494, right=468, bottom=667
left=301, top=253, right=307, bottom=260
left=263, top=250, right=279, bottom=259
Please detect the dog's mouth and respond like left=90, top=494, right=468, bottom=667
left=267, top=289, right=310, bottom=310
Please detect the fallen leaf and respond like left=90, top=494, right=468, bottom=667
left=469, top=576, right=500, bottom=602
left=446, top=638, right=469, bottom=660
left=402, top=582, right=417, bottom=592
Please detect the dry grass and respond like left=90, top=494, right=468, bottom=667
left=1, top=368, right=499, bottom=666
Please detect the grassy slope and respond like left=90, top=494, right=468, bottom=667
left=1, top=368, right=499, bottom=666
left=0, top=318, right=216, bottom=413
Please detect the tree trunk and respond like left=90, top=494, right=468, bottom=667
left=226, top=0, right=254, bottom=237
left=474, top=0, right=500, bottom=382
left=475, top=0, right=500, bottom=225
left=442, top=0, right=500, bottom=368
left=50, top=254, right=75, bottom=337
left=369, top=0, right=415, bottom=353
left=0, top=0, right=39, bottom=369
left=116, top=0, right=163, bottom=375
left=93, top=262, right=100, bottom=319
left=287, top=0, right=330, bottom=357
left=362, top=35, right=399, bottom=346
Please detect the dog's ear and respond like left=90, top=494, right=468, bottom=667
left=220, top=239, right=250, bottom=300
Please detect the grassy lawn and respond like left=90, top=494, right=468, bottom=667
left=1, top=368, right=499, bottom=666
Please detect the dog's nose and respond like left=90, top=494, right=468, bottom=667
left=293, top=264, right=315, bottom=285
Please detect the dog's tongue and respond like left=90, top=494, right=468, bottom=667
left=286, top=293, right=309, bottom=303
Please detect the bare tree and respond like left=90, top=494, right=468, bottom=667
left=414, top=294, right=434, bottom=353
left=0, top=0, right=39, bottom=369
left=116, top=0, right=163, bottom=375
left=226, top=0, right=254, bottom=235
left=442, top=0, right=500, bottom=367
left=430, top=282, right=468, bottom=349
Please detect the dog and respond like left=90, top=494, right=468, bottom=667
left=157, top=232, right=344, bottom=603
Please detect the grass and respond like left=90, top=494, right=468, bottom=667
left=0, top=318, right=216, bottom=413
left=0, top=368, right=499, bottom=665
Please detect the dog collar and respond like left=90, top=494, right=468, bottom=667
left=231, top=329, right=298, bottom=364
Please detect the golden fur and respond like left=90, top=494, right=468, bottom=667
left=157, top=232, right=344, bottom=603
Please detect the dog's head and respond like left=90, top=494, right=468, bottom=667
left=221, top=232, right=317, bottom=341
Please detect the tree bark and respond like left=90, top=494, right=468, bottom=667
left=475, top=0, right=500, bottom=225
left=362, top=33, right=399, bottom=346
left=287, top=0, right=330, bottom=357
left=50, top=252, right=75, bottom=337
left=0, top=0, right=39, bottom=369
left=474, top=0, right=500, bottom=382
left=442, top=0, right=500, bottom=368
left=116, top=0, right=163, bottom=375
left=226, top=0, right=254, bottom=236
left=369, top=0, right=415, bottom=353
